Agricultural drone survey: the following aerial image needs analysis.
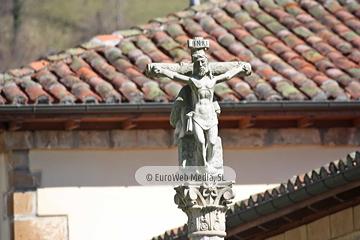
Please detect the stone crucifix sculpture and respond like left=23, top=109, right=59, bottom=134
left=146, top=37, right=251, bottom=174
left=146, top=37, right=251, bottom=240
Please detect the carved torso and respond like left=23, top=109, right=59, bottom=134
left=189, top=75, right=218, bottom=130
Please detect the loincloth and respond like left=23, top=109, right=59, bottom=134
left=192, top=112, right=218, bottom=130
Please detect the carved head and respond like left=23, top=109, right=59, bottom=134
left=188, top=37, right=211, bottom=77
left=193, top=52, right=209, bottom=77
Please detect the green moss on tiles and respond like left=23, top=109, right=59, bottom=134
left=242, top=35, right=258, bottom=46
left=346, top=2, right=360, bottom=13
left=283, top=35, right=304, bottom=48
left=276, top=82, right=300, bottom=98
left=169, top=48, right=190, bottom=62
left=234, top=87, right=253, bottom=97
left=219, top=35, right=236, bottom=47
left=347, top=20, right=360, bottom=32
left=336, top=74, right=352, bottom=86
left=314, top=59, right=335, bottom=71
left=105, top=71, right=120, bottom=81
left=324, top=2, right=342, bottom=12
left=321, top=15, right=340, bottom=26
left=222, top=21, right=238, bottom=30
left=243, top=4, right=262, bottom=16
left=165, top=83, right=181, bottom=98
left=81, top=42, right=104, bottom=50
left=302, top=50, right=323, bottom=62
left=347, top=68, right=360, bottom=80
left=214, top=84, right=234, bottom=95
left=256, top=14, right=276, bottom=25
left=119, top=42, right=137, bottom=55
left=105, top=48, right=123, bottom=63
left=286, top=6, right=303, bottom=16
left=265, top=22, right=287, bottom=33
left=113, top=29, right=142, bottom=37
left=172, top=10, right=195, bottom=19
left=66, top=48, right=86, bottom=56
left=251, top=28, right=272, bottom=39
left=300, top=84, right=319, bottom=97
left=282, top=17, right=300, bottom=29
left=308, top=6, right=326, bottom=18
left=161, top=41, right=181, bottom=52
left=144, top=84, right=166, bottom=100
left=47, top=53, right=71, bottom=62
left=234, top=12, right=252, bottom=25
left=342, top=32, right=359, bottom=41
left=262, top=53, right=282, bottom=64
left=151, top=16, right=178, bottom=24
left=167, top=24, right=185, bottom=37
left=258, top=0, right=278, bottom=11
left=293, top=27, right=313, bottom=39
left=274, top=0, right=296, bottom=7
left=191, top=2, right=214, bottom=12
left=225, top=3, right=242, bottom=15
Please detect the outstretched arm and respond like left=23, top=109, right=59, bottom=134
left=152, top=66, right=190, bottom=84
left=213, top=62, right=251, bottom=83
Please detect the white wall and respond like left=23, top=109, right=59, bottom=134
left=0, top=153, right=10, bottom=240
left=29, top=146, right=360, bottom=240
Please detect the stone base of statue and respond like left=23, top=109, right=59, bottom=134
left=174, top=181, right=235, bottom=240
left=178, top=135, right=223, bottom=172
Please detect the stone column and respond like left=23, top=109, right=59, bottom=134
left=174, top=181, right=235, bottom=240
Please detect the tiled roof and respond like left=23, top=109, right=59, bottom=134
left=1, top=0, right=360, bottom=105
left=154, top=151, right=360, bottom=239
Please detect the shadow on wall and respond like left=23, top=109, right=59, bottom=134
left=29, top=146, right=360, bottom=188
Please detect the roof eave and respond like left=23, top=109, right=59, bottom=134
left=0, top=101, right=359, bottom=114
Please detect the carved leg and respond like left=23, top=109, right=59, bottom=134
left=206, top=125, right=218, bottom=163
left=193, top=122, right=206, bottom=166
left=174, top=120, right=182, bottom=146
left=181, top=107, right=191, bottom=137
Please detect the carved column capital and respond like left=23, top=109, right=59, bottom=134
left=174, top=181, right=235, bottom=239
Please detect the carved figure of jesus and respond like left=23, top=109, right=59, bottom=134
left=151, top=50, right=250, bottom=167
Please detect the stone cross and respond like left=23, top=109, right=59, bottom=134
left=146, top=37, right=251, bottom=240
left=146, top=37, right=251, bottom=174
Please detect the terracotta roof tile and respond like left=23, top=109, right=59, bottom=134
left=299, top=67, right=318, bottom=80
left=91, top=35, right=123, bottom=46
left=345, top=81, right=360, bottom=99
left=0, top=0, right=359, bottom=105
left=191, top=2, right=215, bottom=12
left=214, top=82, right=240, bottom=102
left=0, top=95, right=6, bottom=105
left=2, top=82, right=29, bottom=104
left=149, top=15, right=178, bottom=24
left=51, top=62, right=101, bottom=104
left=27, top=60, right=50, bottom=72
left=66, top=48, right=87, bottom=57
left=347, top=68, right=360, bottom=80
left=227, top=42, right=247, bottom=55
left=36, top=70, right=76, bottom=104
left=223, top=2, right=242, bottom=16
left=20, top=76, right=54, bottom=104
left=321, top=79, right=348, bottom=100
left=6, top=68, right=34, bottom=78
left=81, top=41, right=105, bottom=50
left=70, top=58, right=122, bottom=103
left=227, top=77, right=257, bottom=101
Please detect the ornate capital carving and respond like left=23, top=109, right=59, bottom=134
left=174, top=181, right=235, bottom=239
